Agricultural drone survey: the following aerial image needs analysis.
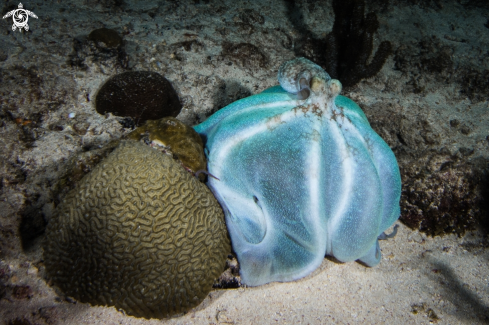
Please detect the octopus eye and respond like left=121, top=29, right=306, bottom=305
left=296, top=77, right=311, bottom=100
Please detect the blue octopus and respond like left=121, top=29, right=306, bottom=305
left=194, top=58, right=401, bottom=286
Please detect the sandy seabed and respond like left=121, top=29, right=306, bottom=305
left=1, top=0, right=488, bottom=324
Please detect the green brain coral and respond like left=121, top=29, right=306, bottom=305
left=42, top=140, right=230, bottom=319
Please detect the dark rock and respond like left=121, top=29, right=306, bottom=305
left=459, top=147, right=474, bottom=157
left=6, top=318, right=32, bottom=325
left=69, top=29, right=128, bottom=70
left=460, top=125, right=472, bottom=135
left=95, top=71, right=182, bottom=126
left=222, top=43, right=268, bottom=69
left=72, top=122, right=90, bottom=135
left=458, top=68, right=489, bottom=103
left=400, top=154, right=489, bottom=236
left=239, top=9, right=265, bottom=25
left=88, top=28, right=123, bottom=48
left=12, top=285, right=33, bottom=299
left=449, top=119, right=460, bottom=128
left=38, top=307, right=59, bottom=325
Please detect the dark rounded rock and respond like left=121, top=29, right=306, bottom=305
left=96, top=72, right=182, bottom=126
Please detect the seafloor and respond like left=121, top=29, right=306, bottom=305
left=1, top=0, right=488, bottom=324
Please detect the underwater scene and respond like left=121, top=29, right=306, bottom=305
left=0, top=0, right=488, bottom=324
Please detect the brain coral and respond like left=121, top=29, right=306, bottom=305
left=127, top=117, right=206, bottom=178
left=42, top=140, right=230, bottom=319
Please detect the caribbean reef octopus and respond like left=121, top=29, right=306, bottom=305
left=194, top=57, right=401, bottom=286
